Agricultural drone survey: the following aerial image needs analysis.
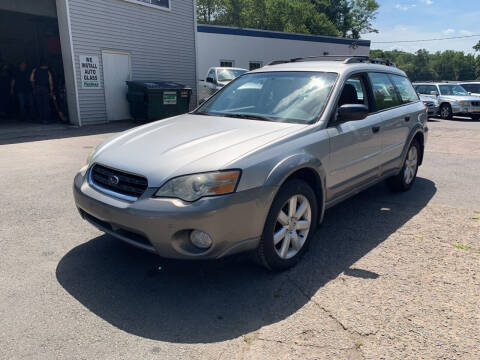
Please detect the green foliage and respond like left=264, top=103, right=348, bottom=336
left=196, top=0, right=378, bottom=37
left=474, top=41, right=480, bottom=52
left=370, top=49, right=480, bottom=82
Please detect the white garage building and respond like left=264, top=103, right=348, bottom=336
left=196, top=24, right=371, bottom=79
left=1, top=0, right=197, bottom=126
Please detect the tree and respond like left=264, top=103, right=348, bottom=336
left=208, top=0, right=339, bottom=36
left=197, top=0, right=226, bottom=24
left=474, top=41, right=480, bottom=53
left=196, top=0, right=378, bottom=38
left=348, top=0, right=379, bottom=38
left=370, top=49, right=479, bottom=81
left=310, top=0, right=379, bottom=38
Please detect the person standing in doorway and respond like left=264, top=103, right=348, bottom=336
left=30, top=59, right=54, bottom=124
left=0, top=63, right=11, bottom=119
left=10, top=61, right=34, bottom=121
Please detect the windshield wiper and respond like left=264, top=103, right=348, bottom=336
left=194, top=111, right=216, bottom=116
left=219, top=113, right=274, bottom=122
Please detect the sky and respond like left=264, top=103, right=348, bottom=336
left=364, top=0, right=480, bottom=54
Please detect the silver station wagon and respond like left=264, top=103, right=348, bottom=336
left=74, top=56, right=428, bottom=270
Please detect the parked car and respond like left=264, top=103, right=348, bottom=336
left=198, top=67, right=247, bottom=102
left=74, top=57, right=428, bottom=271
left=413, top=82, right=480, bottom=120
left=457, top=81, right=480, bottom=97
left=418, top=94, right=439, bottom=117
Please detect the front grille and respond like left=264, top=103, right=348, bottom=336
left=90, top=164, right=148, bottom=198
left=471, top=101, right=480, bottom=106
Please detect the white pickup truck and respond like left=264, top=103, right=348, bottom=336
left=198, top=67, right=247, bottom=103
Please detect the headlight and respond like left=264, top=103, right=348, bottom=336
left=154, top=170, right=241, bottom=202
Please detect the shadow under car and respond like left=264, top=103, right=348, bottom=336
left=56, top=177, right=436, bottom=343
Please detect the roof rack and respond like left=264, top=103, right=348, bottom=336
left=266, top=55, right=396, bottom=67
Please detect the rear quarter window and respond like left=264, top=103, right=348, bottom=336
left=389, top=75, right=419, bottom=104
left=368, top=73, right=402, bottom=111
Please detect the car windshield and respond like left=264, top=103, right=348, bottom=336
left=217, top=69, right=247, bottom=82
left=460, top=83, right=480, bottom=93
left=439, top=84, right=469, bottom=96
left=196, top=71, right=338, bottom=124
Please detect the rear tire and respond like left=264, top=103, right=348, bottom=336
left=255, top=180, right=318, bottom=271
left=440, top=104, right=453, bottom=120
left=387, top=139, right=420, bottom=192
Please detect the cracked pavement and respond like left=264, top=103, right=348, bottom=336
left=0, top=118, right=479, bottom=359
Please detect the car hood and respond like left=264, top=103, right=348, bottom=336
left=91, top=114, right=306, bottom=187
left=419, top=95, right=437, bottom=103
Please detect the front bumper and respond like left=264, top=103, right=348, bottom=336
left=73, top=171, right=276, bottom=259
left=427, top=105, right=439, bottom=116
left=451, top=105, right=480, bottom=114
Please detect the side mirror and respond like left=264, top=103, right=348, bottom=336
left=337, top=104, right=369, bottom=122
left=206, top=77, right=215, bottom=84
left=430, top=91, right=439, bottom=96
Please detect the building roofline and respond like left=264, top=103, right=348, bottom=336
left=197, top=24, right=371, bottom=47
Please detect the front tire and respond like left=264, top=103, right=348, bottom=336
left=256, top=180, right=318, bottom=271
left=387, top=139, right=420, bottom=192
left=440, top=104, right=453, bottom=120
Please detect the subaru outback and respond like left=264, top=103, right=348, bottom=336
left=413, top=82, right=480, bottom=120
left=74, top=56, right=428, bottom=271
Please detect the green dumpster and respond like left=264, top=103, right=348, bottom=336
left=126, top=81, right=192, bottom=122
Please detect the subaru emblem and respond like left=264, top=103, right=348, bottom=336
left=108, top=175, right=120, bottom=185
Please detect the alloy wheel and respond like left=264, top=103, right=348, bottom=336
left=273, top=195, right=312, bottom=259
left=441, top=106, right=450, bottom=119
left=404, top=145, right=418, bottom=185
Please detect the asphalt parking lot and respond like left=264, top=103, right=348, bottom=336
left=1, top=117, right=479, bottom=360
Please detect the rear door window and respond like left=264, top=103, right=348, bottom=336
left=368, top=73, right=402, bottom=111
left=389, top=75, right=419, bottom=104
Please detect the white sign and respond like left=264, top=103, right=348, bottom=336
left=80, top=55, right=102, bottom=89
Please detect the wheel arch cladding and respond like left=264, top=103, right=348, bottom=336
left=264, top=154, right=326, bottom=223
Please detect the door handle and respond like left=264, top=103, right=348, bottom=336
left=405, top=116, right=411, bottom=122
left=372, top=126, right=380, bottom=134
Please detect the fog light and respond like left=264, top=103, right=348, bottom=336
left=190, top=230, right=213, bottom=249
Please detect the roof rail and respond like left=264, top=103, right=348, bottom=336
left=413, top=80, right=460, bottom=83
left=266, top=55, right=396, bottom=67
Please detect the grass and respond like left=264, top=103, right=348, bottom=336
left=452, top=243, right=480, bottom=254
left=242, top=335, right=253, bottom=345
left=354, top=340, right=364, bottom=349
left=452, top=243, right=472, bottom=251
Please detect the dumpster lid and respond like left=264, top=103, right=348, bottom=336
left=127, top=80, right=191, bottom=90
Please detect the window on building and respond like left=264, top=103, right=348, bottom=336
left=249, top=61, right=263, bottom=70
left=220, top=60, right=234, bottom=68
left=125, top=0, right=170, bottom=10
